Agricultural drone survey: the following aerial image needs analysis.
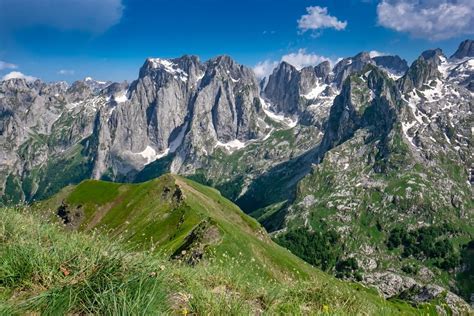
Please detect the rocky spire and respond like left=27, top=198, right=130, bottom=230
left=450, top=39, right=474, bottom=59
left=398, top=49, right=445, bottom=92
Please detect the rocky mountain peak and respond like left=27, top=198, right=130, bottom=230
left=0, top=78, right=32, bottom=90
left=264, top=61, right=302, bottom=114
left=67, top=80, right=94, bottom=102
left=450, top=39, right=474, bottom=59
left=274, top=61, right=298, bottom=76
left=354, top=51, right=373, bottom=62
left=333, top=52, right=375, bottom=88
left=210, top=55, right=235, bottom=67
left=314, top=61, right=332, bottom=82
left=398, top=49, right=445, bottom=92
left=139, top=57, right=195, bottom=83
left=81, top=77, right=111, bottom=93
left=320, top=64, right=398, bottom=155
left=420, top=48, right=445, bottom=65
left=372, top=55, right=409, bottom=77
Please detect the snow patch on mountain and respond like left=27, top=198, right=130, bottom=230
left=215, top=139, right=247, bottom=152
left=402, top=121, right=418, bottom=148
left=148, top=58, right=189, bottom=82
left=260, top=97, right=298, bottom=128
left=302, top=82, right=328, bottom=99
left=114, top=93, right=128, bottom=103
left=137, top=146, right=169, bottom=165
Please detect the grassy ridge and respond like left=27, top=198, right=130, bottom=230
left=0, top=175, right=435, bottom=314
left=0, top=205, right=429, bottom=315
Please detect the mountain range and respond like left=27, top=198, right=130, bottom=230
left=1, top=39, right=473, bottom=310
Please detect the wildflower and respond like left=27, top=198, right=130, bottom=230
left=59, top=266, right=70, bottom=276
left=323, top=305, right=329, bottom=313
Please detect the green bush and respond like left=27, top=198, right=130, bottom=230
left=276, top=227, right=342, bottom=271
left=387, top=224, right=460, bottom=271
left=335, top=258, right=360, bottom=279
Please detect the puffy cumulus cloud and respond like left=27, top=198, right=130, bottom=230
left=2, top=71, right=37, bottom=82
left=253, top=60, right=279, bottom=79
left=58, top=69, right=75, bottom=75
left=0, top=61, right=17, bottom=70
left=298, top=6, right=347, bottom=32
left=377, top=0, right=474, bottom=40
left=253, top=49, right=334, bottom=79
left=0, top=0, right=124, bottom=34
left=281, top=49, right=333, bottom=70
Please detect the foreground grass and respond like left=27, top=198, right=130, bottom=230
left=0, top=205, right=429, bottom=315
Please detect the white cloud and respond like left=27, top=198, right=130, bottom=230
left=2, top=71, right=37, bottom=82
left=369, top=50, right=387, bottom=58
left=281, top=49, right=332, bottom=70
left=253, top=49, right=334, bottom=79
left=253, top=60, right=279, bottom=79
left=0, top=61, right=17, bottom=70
left=0, top=0, right=124, bottom=34
left=377, top=0, right=474, bottom=41
left=58, top=69, right=75, bottom=75
left=298, top=6, right=347, bottom=32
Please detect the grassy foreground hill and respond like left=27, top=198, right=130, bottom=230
left=0, top=175, right=447, bottom=314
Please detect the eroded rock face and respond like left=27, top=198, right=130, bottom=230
left=399, top=49, right=445, bottom=92
left=56, top=201, right=84, bottom=229
left=171, top=220, right=222, bottom=266
left=1, top=54, right=272, bottom=198
left=264, top=62, right=301, bottom=115
left=364, top=271, right=418, bottom=298
left=364, top=272, right=471, bottom=314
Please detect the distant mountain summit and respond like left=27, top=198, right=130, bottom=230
left=451, top=39, right=474, bottom=59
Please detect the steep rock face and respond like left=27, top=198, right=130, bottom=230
left=0, top=55, right=272, bottom=193
left=333, top=52, right=374, bottom=88
left=398, top=49, right=445, bottom=92
left=372, top=55, right=409, bottom=78
left=450, top=39, right=474, bottom=59
left=263, top=60, right=337, bottom=132
left=320, top=65, right=399, bottom=155
left=93, top=56, right=203, bottom=177
left=197, top=55, right=264, bottom=143
left=263, top=62, right=301, bottom=114
left=171, top=55, right=268, bottom=173
left=314, top=61, right=332, bottom=83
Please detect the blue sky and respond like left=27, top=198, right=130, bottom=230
left=0, top=0, right=472, bottom=82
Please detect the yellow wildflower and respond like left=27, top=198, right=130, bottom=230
left=323, top=305, right=329, bottom=313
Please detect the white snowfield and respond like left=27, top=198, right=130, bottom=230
left=259, top=97, right=298, bottom=128
left=302, top=82, right=328, bottom=100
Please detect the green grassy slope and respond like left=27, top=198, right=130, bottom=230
left=0, top=174, right=430, bottom=314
